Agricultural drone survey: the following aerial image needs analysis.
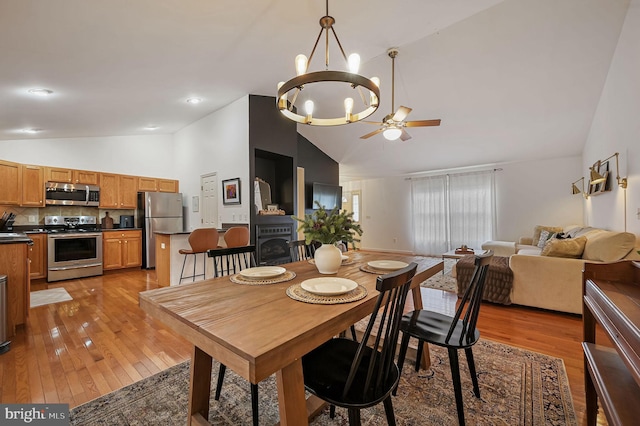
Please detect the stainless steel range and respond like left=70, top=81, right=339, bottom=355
left=45, top=216, right=103, bottom=282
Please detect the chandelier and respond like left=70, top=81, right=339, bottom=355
left=276, top=0, right=380, bottom=126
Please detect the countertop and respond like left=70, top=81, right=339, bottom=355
left=0, top=232, right=34, bottom=244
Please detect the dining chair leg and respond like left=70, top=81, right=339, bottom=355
left=192, top=253, right=196, bottom=282
left=347, top=407, right=361, bottom=426
left=383, top=396, right=397, bottom=426
left=214, top=364, right=226, bottom=401
left=448, top=348, right=466, bottom=426
left=393, top=331, right=411, bottom=396
left=250, top=383, right=259, bottom=426
left=350, top=324, right=358, bottom=341
left=329, top=404, right=336, bottom=418
left=179, top=255, right=187, bottom=284
left=415, top=339, right=424, bottom=372
left=464, top=347, right=480, bottom=398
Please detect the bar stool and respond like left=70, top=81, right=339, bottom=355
left=179, top=228, right=219, bottom=283
left=223, top=226, right=249, bottom=248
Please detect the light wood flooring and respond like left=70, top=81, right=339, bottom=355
left=1, top=268, right=608, bottom=425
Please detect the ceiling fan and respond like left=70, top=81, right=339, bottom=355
left=360, top=48, right=441, bottom=141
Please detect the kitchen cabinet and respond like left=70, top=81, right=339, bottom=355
left=158, top=179, right=179, bottom=192
left=0, top=241, right=30, bottom=337
left=21, top=164, right=45, bottom=207
left=138, top=177, right=158, bottom=192
left=99, top=173, right=138, bottom=209
left=0, top=159, right=22, bottom=205
left=103, top=230, right=142, bottom=270
left=45, top=167, right=99, bottom=185
left=28, top=233, right=47, bottom=280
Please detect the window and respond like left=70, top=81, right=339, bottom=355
left=411, top=171, right=495, bottom=256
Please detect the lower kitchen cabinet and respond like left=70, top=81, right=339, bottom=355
left=103, top=230, right=142, bottom=270
left=28, top=233, right=47, bottom=280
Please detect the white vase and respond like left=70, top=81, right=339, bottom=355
left=314, top=244, right=343, bottom=274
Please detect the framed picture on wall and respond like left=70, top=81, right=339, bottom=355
left=222, top=178, right=241, bottom=205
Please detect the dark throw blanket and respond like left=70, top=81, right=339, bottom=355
left=456, top=255, right=513, bottom=305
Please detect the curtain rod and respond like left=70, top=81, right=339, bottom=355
left=405, top=168, right=503, bottom=180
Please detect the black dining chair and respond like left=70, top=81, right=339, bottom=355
left=395, top=250, right=493, bottom=426
left=207, top=244, right=259, bottom=426
left=288, top=239, right=317, bottom=262
left=302, top=263, right=418, bottom=425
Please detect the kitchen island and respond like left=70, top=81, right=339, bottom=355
left=0, top=233, right=32, bottom=337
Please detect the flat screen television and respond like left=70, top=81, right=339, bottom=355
left=311, top=182, right=342, bottom=210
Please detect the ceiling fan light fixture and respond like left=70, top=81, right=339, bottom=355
left=383, top=126, right=402, bottom=141
left=276, top=0, right=380, bottom=126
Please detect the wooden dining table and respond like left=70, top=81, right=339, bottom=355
left=139, top=250, right=443, bottom=425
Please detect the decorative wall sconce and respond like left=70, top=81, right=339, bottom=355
left=589, top=152, right=628, bottom=189
left=571, top=177, right=588, bottom=198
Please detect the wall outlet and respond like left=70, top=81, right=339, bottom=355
left=28, top=215, right=36, bottom=223
left=160, top=243, right=166, bottom=249
left=393, top=237, right=398, bottom=243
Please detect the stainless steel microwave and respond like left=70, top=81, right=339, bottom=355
left=45, top=182, right=100, bottom=206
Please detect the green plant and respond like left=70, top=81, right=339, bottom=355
left=292, top=201, right=363, bottom=246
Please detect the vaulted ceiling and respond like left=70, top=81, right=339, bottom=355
left=0, top=0, right=630, bottom=179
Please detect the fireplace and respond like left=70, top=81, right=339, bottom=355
left=256, top=224, right=294, bottom=265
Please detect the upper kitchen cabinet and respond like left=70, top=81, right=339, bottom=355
left=21, top=164, right=45, bottom=207
left=0, top=159, right=22, bottom=205
left=138, top=177, right=179, bottom=193
left=100, top=173, right=138, bottom=209
left=45, top=167, right=99, bottom=185
left=158, top=179, right=179, bottom=193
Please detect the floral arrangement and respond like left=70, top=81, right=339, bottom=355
left=293, top=201, right=363, bottom=247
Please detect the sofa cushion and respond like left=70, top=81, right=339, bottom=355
left=582, top=231, right=636, bottom=262
left=541, top=236, right=587, bottom=258
left=532, top=226, right=563, bottom=246
left=537, top=230, right=556, bottom=248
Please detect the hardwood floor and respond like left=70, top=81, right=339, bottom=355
left=0, top=268, right=605, bottom=424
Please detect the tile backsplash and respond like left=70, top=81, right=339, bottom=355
left=0, top=206, right=135, bottom=226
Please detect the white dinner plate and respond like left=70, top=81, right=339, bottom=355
left=367, top=260, right=409, bottom=271
left=239, top=266, right=286, bottom=279
left=300, top=277, right=358, bottom=296
left=341, top=255, right=349, bottom=261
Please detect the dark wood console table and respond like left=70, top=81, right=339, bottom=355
left=582, top=260, right=640, bottom=426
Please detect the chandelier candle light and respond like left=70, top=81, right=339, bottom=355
left=276, top=0, right=380, bottom=126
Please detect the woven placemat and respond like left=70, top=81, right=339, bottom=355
left=308, top=259, right=356, bottom=266
left=230, top=270, right=296, bottom=285
left=286, top=284, right=367, bottom=304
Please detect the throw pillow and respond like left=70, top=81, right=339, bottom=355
left=541, top=236, right=587, bottom=258
left=537, top=230, right=556, bottom=248
left=532, top=225, right=563, bottom=245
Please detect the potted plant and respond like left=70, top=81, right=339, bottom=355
left=293, top=201, right=363, bottom=274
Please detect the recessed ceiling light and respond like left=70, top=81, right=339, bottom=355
left=28, top=88, right=54, bottom=96
left=22, top=128, right=42, bottom=134
left=144, top=125, right=159, bottom=130
left=186, top=97, right=202, bottom=104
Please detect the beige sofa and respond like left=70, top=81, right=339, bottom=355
left=483, top=226, right=640, bottom=314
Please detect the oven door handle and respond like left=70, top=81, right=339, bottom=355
left=49, top=263, right=102, bottom=271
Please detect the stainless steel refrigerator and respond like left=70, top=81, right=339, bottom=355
left=137, top=192, right=184, bottom=269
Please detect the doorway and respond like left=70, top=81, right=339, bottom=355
left=200, top=173, right=218, bottom=228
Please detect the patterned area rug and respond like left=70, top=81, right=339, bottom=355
left=420, top=258, right=458, bottom=293
left=70, top=339, right=576, bottom=425
left=30, top=287, right=73, bottom=308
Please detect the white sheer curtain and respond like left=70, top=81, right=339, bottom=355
left=412, top=170, right=496, bottom=256
left=411, top=175, right=448, bottom=255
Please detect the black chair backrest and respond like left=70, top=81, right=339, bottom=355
left=288, top=239, right=316, bottom=262
left=446, top=250, right=493, bottom=345
left=344, top=262, right=417, bottom=400
left=208, top=245, right=257, bottom=277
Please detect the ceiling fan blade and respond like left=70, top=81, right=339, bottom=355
left=391, top=106, right=412, bottom=122
left=360, top=128, right=385, bottom=139
left=399, top=129, right=412, bottom=141
left=404, top=119, right=442, bottom=127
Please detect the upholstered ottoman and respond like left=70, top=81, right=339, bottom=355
left=481, top=240, right=517, bottom=257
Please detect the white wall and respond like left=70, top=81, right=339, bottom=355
left=0, top=134, right=175, bottom=177
left=583, top=0, right=640, bottom=235
left=342, top=155, right=584, bottom=253
left=173, top=95, right=250, bottom=231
